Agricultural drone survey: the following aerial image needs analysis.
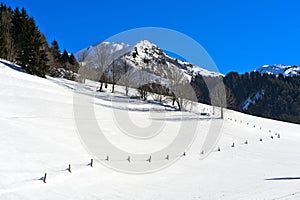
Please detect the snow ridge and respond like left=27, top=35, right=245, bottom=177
left=254, top=64, right=300, bottom=77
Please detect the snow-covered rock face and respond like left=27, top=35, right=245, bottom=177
left=242, top=90, right=265, bottom=111
left=76, top=40, right=222, bottom=83
left=255, top=64, right=300, bottom=77
left=126, top=40, right=222, bottom=79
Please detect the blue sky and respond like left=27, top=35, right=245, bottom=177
left=4, top=0, right=300, bottom=74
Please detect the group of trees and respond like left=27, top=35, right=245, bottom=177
left=0, top=4, right=49, bottom=77
left=78, top=43, right=198, bottom=111
left=191, top=71, right=300, bottom=124
left=48, top=40, right=79, bottom=79
left=0, top=4, right=78, bottom=78
left=227, top=72, right=300, bottom=124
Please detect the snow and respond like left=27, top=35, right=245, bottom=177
left=242, top=90, right=264, bottom=111
left=1, top=60, right=300, bottom=199
left=255, top=64, right=300, bottom=77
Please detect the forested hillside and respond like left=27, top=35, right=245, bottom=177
left=191, top=72, right=300, bottom=124
left=0, top=3, right=78, bottom=78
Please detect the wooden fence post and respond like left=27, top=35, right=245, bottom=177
left=43, top=173, right=47, bottom=183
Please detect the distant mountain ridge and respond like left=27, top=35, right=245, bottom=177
left=254, top=64, right=300, bottom=77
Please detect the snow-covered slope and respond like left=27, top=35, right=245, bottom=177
left=255, top=64, right=300, bottom=77
left=1, top=60, right=300, bottom=199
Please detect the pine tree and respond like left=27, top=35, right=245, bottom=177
left=50, top=39, right=61, bottom=61
left=60, top=49, right=69, bottom=64
left=11, top=7, right=49, bottom=77
left=0, top=4, right=14, bottom=60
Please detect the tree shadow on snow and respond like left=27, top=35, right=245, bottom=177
left=0, top=60, right=27, bottom=73
left=265, top=177, right=300, bottom=181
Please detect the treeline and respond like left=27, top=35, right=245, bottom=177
left=0, top=3, right=78, bottom=78
left=191, top=72, right=300, bottom=124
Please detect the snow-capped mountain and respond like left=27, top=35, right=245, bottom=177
left=255, top=64, right=300, bottom=77
left=76, top=40, right=222, bottom=83
left=76, top=42, right=131, bottom=62
left=120, top=40, right=221, bottom=80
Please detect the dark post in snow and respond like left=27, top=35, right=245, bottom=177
left=147, top=156, right=152, bottom=163
left=220, top=107, right=224, bottom=119
left=245, top=140, right=248, bottom=145
left=43, top=173, right=47, bottom=183
left=217, top=147, right=221, bottom=152
left=105, top=156, right=109, bottom=161
left=127, top=156, right=131, bottom=163
left=166, top=155, right=169, bottom=160
left=90, top=159, right=93, bottom=167
left=67, top=164, right=71, bottom=173
left=231, top=142, right=235, bottom=148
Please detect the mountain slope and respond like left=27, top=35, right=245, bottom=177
left=255, top=64, right=300, bottom=77
left=1, top=60, right=300, bottom=199
left=76, top=40, right=222, bottom=84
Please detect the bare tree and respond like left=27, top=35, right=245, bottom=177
left=110, top=47, right=130, bottom=93
left=154, top=63, right=168, bottom=102
left=87, top=42, right=112, bottom=92
left=115, top=56, right=131, bottom=96
left=111, top=60, right=116, bottom=93
left=136, top=62, right=151, bottom=100
left=77, top=48, right=89, bottom=83
left=166, top=67, right=196, bottom=111
left=123, top=58, right=130, bottom=96
left=111, top=59, right=123, bottom=93
left=208, top=78, right=227, bottom=119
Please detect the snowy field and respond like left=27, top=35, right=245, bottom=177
left=1, top=60, right=300, bottom=200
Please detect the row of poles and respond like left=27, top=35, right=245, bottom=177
left=227, top=117, right=280, bottom=135
left=41, top=153, right=187, bottom=183
left=41, top=117, right=281, bottom=183
left=42, top=160, right=93, bottom=183
left=216, top=132, right=281, bottom=152
left=41, top=127, right=280, bottom=183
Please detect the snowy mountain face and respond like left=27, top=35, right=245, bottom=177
left=255, top=64, right=300, bottom=77
left=120, top=40, right=222, bottom=80
left=76, top=40, right=222, bottom=83
left=76, top=42, right=131, bottom=62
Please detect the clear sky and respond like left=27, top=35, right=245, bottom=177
left=4, top=0, right=300, bottom=74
